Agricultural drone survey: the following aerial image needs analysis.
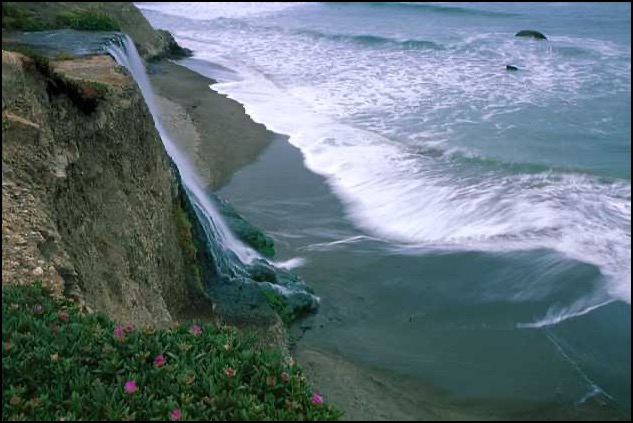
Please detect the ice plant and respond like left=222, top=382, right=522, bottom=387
left=33, top=304, right=43, bottom=314
left=124, top=380, right=137, bottom=394
left=58, top=311, right=69, bottom=322
left=170, top=409, right=181, bottom=420
left=225, top=367, right=236, bottom=377
left=154, top=354, right=165, bottom=367
left=114, top=325, right=124, bottom=340
left=311, top=393, right=323, bottom=404
left=124, top=322, right=135, bottom=333
left=50, top=353, right=59, bottom=361
left=190, top=324, right=202, bottom=335
left=281, top=372, right=291, bottom=383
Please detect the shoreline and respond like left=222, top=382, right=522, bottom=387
left=148, top=59, right=274, bottom=191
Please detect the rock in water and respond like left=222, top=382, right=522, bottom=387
left=506, top=65, right=519, bottom=71
left=515, top=30, right=547, bottom=40
left=212, top=194, right=276, bottom=257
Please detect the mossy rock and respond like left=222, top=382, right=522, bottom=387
left=212, top=194, right=275, bottom=258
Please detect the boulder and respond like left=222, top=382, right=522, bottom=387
left=515, top=30, right=547, bottom=40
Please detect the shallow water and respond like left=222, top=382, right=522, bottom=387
left=218, top=135, right=630, bottom=416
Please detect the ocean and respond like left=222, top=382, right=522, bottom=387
left=137, top=2, right=631, bottom=416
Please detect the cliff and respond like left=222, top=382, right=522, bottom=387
left=2, top=50, right=208, bottom=326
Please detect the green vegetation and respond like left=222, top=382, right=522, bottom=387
left=2, top=3, right=48, bottom=31
left=57, top=10, right=120, bottom=31
left=261, top=289, right=302, bottom=325
left=2, top=3, right=119, bottom=31
left=214, top=196, right=276, bottom=258
left=173, top=198, right=203, bottom=292
left=2, top=283, right=342, bottom=421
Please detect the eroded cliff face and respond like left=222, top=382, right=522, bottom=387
left=2, top=51, right=208, bottom=326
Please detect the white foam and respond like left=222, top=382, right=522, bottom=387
left=207, top=67, right=631, bottom=305
left=272, top=257, right=307, bottom=270
left=136, top=2, right=312, bottom=20
left=301, top=235, right=378, bottom=252
left=517, top=298, right=615, bottom=328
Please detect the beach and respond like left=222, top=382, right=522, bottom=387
left=148, top=59, right=273, bottom=190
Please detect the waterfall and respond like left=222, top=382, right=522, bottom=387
left=106, top=35, right=260, bottom=279
left=9, top=28, right=319, bottom=311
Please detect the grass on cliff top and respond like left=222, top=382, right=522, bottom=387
left=2, top=3, right=120, bottom=31
left=2, top=283, right=342, bottom=421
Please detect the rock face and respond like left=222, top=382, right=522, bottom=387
left=2, top=51, right=210, bottom=326
left=515, top=30, right=547, bottom=40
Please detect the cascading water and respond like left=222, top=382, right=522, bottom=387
left=106, top=34, right=260, bottom=279
left=104, top=34, right=318, bottom=310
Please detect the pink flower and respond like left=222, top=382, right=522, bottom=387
left=124, top=380, right=137, bottom=394
left=170, top=409, right=181, bottom=420
left=190, top=324, right=203, bottom=336
left=114, top=325, right=124, bottom=340
left=33, top=305, right=44, bottom=314
left=154, top=354, right=165, bottom=367
left=124, top=322, right=135, bottom=333
left=311, top=393, right=323, bottom=404
left=225, top=367, right=236, bottom=377
left=58, top=312, right=69, bottom=322
left=281, top=372, right=290, bottom=383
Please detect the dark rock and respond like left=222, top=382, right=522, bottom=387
left=154, top=29, right=193, bottom=61
left=248, top=259, right=277, bottom=283
left=515, top=30, right=547, bottom=40
left=506, top=65, right=519, bottom=71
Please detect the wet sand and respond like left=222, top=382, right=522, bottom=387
left=148, top=60, right=274, bottom=190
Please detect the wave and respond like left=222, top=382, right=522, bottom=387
left=334, top=2, right=518, bottom=18
left=297, top=29, right=443, bottom=50
left=439, top=148, right=629, bottom=181
left=300, top=235, right=380, bottom=252
left=517, top=298, right=615, bottom=328
left=204, top=64, right=631, bottom=305
left=136, top=2, right=310, bottom=21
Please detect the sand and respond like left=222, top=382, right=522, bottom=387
left=148, top=60, right=274, bottom=190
